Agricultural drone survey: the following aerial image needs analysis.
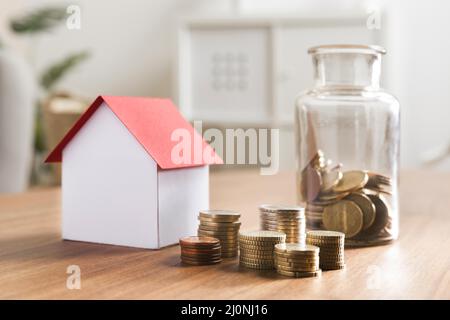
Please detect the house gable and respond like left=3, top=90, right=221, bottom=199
left=46, top=95, right=223, bottom=169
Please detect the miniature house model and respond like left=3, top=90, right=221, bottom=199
left=46, top=96, right=221, bottom=249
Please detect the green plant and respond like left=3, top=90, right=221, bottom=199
left=41, top=51, right=90, bottom=90
left=4, top=6, right=90, bottom=153
left=10, top=7, right=67, bottom=34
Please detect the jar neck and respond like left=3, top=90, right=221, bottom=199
left=312, top=52, right=381, bottom=90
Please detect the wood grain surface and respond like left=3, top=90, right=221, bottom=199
left=0, top=169, right=449, bottom=299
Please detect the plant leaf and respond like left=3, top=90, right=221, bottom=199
left=10, top=7, right=67, bottom=34
left=40, top=51, right=90, bottom=90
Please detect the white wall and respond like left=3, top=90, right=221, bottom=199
left=2, top=0, right=450, bottom=169
left=4, top=0, right=234, bottom=98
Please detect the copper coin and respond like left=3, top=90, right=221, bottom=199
left=181, top=248, right=221, bottom=255
left=179, top=236, right=220, bottom=247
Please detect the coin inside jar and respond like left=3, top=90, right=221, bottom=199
left=361, top=194, right=390, bottom=237
left=332, top=170, right=368, bottom=193
left=300, top=165, right=322, bottom=202
left=322, top=200, right=364, bottom=238
left=344, top=192, right=376, bottom=230
left=320, top=169, right=343, bottom=192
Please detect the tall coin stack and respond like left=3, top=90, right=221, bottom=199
left=179, top=236, right=222, bottom=265
left=197, top=210, right=241, bottom=258
left=306, top=230, right=345, bottom=270
left=274, top=243, right=321, bottom=278
left=259, top=204, right=306, bottom=244
left=239, top=231, right=286, bottom=270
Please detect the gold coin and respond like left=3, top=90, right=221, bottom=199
left=275, top=259, right=319, bottom=267
left=239, top=245, right=275, bottom=251
left=199, top=209, right=240, bottom=218
left=239, top=230, right=286, bottom=240
left=199, top=220, right=241, bottom=227
left=198, top=226, right=239, bottom=232
left=239, top=246, right=278, bottom=251
left=362, top=194, right=390, bottom=237
left=239, top=254, right=274, bottom=261
left=274, top=257, right=320, bottom=265
left=239, top=256, right=274, bottom=263
left=321, top=169, right=343, bottom=192
left=239, top=262, right=274, bottom=270
left=198, top=215, right=239, bottom=222
left=344, top=193, right=376, bottom=230
left=198, top=230, right=238, bottom=237
left=333, top=170, right=368, bottom=193
left=322, top=200, right=364, bottom=238
left=261, top=219, right=303, bottom=225
left=306, top=230, right=345, bottom=239
left=239, top=249, right=275, bottom=256
left=276, top=264, right=319, bottom=272
left=277, top=269, right=322, bottom=278
left=306, top=242, right=344, bottom=249
left=274, top=243, right=319, bottom=254
left=259, top=204, right=305, bottom=214
left=198, top=225, right=240, bottom=233
left=317, top=190, right=350, bottom=201
left=320, top=264, right=346, bottom=270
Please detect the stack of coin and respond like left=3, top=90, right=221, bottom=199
left=301, top=150, right=393, bottom=243
left=197, top=210, right=241, bottom=258
left=179, top=236, right=222, bottom=265
left=306, top=230, right=345, bottom=270
left=274, top=243, right=321, bottom=278
left=259, top=204, right=306, bottom=244
left=238, top=231, right=286, bottom=270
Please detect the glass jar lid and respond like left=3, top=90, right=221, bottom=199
left=308, top=44, right=386, bottom=55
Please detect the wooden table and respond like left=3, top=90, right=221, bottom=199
left=1, top=169, right=449, bottom=299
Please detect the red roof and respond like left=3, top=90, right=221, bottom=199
left=45, top=96, right=223, bottom=169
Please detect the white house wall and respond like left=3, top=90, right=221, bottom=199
left=62, top=102, right=159, bottom=248
left=158, top=165, right=209, bottom=247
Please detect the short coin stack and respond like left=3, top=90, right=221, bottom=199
left=239, top=231, right=286, bottom=270
left=197, top=210, right=241, bottom=258
left=259, top=204, right=306, bottom=244
left=179, top=236, right=222, bottom=265
left=274, top=243, right=321, bottom=278
left=306, top=230, right=345, bottom=270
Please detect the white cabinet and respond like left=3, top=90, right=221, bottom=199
left=177, top=16, right=381, bottom=168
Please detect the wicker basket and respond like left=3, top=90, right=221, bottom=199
left=42, top=93, right=89, bottom=185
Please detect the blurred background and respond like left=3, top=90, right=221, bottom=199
left=1, top=0, right=449, bottom=193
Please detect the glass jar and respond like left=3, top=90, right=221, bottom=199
left=295, top=44, right=400, bottom=247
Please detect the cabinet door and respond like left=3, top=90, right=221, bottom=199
left=189, top=27, right=271, bottom=124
